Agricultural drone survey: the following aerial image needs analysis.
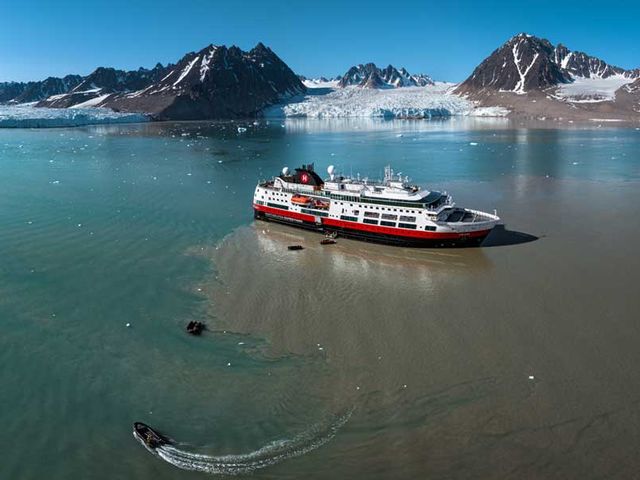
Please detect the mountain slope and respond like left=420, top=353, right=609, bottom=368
left=455, top=33, right=640, bottom=120
left=456, top=33, right=639, bottom=97
left=38, top=42, right=305, bottom=120
left=0, top=75, right=83, bottom=103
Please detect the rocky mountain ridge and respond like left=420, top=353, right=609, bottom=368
left=337, top=63, right=434, bottom=89
left=456, top=33, right=640, bottom=96
left=39, top=43, right=305, bottom=120
left=3, top=43, right=304, bottom=120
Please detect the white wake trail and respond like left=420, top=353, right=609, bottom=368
left=153, top=409, right=353, bottom=475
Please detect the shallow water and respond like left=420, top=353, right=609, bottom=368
left=1, top=119, right=640, bottom=479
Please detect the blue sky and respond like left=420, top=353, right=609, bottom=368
left=1, top=0, right=639, bottom=82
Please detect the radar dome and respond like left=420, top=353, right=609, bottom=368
left=282, top=167, right=290, bottom=176
left=327, top=165, right=335, bottom=175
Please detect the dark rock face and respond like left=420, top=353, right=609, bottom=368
left=100, top=43, right=305, bottom=120
left=456, top=34, right=570, bottom=95
left=37, top=42, right=305, bottom=119
left=0, top=82, right=27, bottom=103
left=622, top=77, right=640, bottom=94
left=71, top=64, right=169, bottom=94
left=338, top=63, right=433, bottom=88
left=0, top=75, right=83, bottom=103
left=456, top=33, right=640, bottom=96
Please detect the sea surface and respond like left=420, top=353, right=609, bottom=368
left=1, top=118, right=640, bottom=479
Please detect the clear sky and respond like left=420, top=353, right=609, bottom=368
left=1, top=0, right=639, bottom=83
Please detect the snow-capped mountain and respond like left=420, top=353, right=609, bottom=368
left=337, top=63, right=433, bottom=89
left=0, top=75, right=83, bottom=103
left=456, top=33, right=640, bottom=96
left=37, top=43, right=304, bottom=119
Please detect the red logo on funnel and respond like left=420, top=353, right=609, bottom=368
left=301, top=173, right=309, bottom=183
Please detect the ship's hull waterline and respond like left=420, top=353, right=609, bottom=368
left=254, top=206, right=492, bottom=248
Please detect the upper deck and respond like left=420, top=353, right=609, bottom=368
left=259, top=164, right=452, bottom=211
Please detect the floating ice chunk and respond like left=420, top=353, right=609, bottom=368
left=237, top=127, right=247, bottom=133
left=396, top=134, right=404, bottom=138
left=469, top=142, right=478, bottom=146
left=528, top=375, right=535, bottom=380
left=126, top=323, right=131, bottom=327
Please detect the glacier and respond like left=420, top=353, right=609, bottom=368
left=0, top=104, right=148, bottom=128
left=264, top=83, right=508, bottom=119
left=552, top=75, right=634, bottom=103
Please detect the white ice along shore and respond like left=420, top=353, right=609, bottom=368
left=0, top=104, right=148, bottom=128
left=264, top=83, right=509, bottom=119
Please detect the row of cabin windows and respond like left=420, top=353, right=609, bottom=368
left=364, top=218, right=437, bottom=231
left=340, top=215, right=358, bottom=222
left=267, top=202, right=289, bottom=210
left=334, top=200, right=418, bottom=215
left=330, top=194, right=435, bottom=210
left=301, top=208, right=328, bottom=217
left=357, top=211, right=418, bottom=223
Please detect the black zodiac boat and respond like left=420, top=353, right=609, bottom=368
left=133, top=422, right=171, bottom=450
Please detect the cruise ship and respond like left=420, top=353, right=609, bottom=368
left=253, top=164, right=500, bottom=247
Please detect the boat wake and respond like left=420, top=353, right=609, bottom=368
left=149, top=409, right=353, bottom=475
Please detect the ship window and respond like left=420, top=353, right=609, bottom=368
left=364, top=212, right=379, bottom=218
left=425, top=226, right=436, bottom=231
left=381, top=214, right=397, bottom=221
left=398, top=223, right=416, bottom=229
left=380, top=221, right=396, bottom=227
left=267, top=202, right=288, bottom=210
left=340, top=215, right=358, bottom=222
left=399, top=216, right=416, bottom=222
left=353, top=210, right=360, bottom=216
left=363, top=218, right=378, bottom=225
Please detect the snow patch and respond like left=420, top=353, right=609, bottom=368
left=69, top=93, right=112, bottom=109
left=554, top=74, right=633, bottom=103
left=200, top=47, right=217, bottom=82
left=512, top=41, right=538, bottom=94
left=173, top=56, right=200, bottom=87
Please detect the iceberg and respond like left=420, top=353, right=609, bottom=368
left=0, top=104, right=148, bottom=128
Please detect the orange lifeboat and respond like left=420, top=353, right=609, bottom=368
left=291, top=194, right=312, bottom=206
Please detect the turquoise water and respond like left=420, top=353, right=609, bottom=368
left=1, top=119, right=640, bottom=479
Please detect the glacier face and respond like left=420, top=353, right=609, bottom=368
left=264, top=83, right=508, bottom=119
left=0, top=104, right=148, bottom=128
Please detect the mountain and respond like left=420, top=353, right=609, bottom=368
left=0, top=82, right=27, bottom=103
left=42, top=65, right=171, bottom=108
left=0, top=75, right=83, bottom=103
left=38, top=42, right=304, bottom=119
left=456, top=33, right=640, bottom=96
left=337, top=63, right=433, bottom=88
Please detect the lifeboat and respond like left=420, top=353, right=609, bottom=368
left=291, top=195, right=312, bottom=206
left=312, top=199, right=330, bottom=210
